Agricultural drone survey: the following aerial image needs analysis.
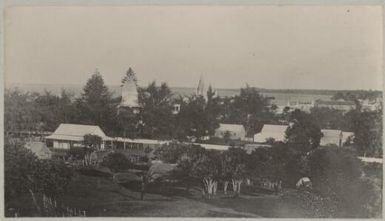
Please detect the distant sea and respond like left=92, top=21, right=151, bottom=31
left=6, top=83, right=346, bottom=106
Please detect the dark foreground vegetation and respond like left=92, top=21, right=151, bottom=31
left=5, top=137, right=382, bottom=218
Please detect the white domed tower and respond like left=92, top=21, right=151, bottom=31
left=120, top=79, right=139, bottom=108
left=119, top=68, right=139, bottom=113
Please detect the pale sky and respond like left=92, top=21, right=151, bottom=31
left=5, top=5, right=384, bottom=90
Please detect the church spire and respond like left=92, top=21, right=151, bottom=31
left=120, top=68, right=139, bottom=109
left=196, top=75, right=205, bottom=97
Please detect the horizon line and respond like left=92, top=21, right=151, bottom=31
left=6, top=82, right=383, bottom=92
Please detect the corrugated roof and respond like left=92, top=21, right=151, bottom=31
left=216, top=124, right=245, bottom=132
left=46, top=123, right=108, bottom=141
left=254, top=124, right=288, bottom=143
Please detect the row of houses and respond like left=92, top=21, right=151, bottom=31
left=273, top=98, right=382, bottom=114
left=273, top=99, right=357, bottom=114
left=214, top=123, right=354, bottom=148
left=40, top=123, right=354, bottom=160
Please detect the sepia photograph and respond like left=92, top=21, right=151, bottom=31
left=2, top=1, right=384, bottom=218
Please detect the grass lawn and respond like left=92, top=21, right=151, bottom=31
left=57, top=172, right=321, bottom=217
left=10, top=169, right=381, bottom=218
left=58, top=173, right=263, bottom=217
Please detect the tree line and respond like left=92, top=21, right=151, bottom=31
left=5, top=68, right=382, bottom=157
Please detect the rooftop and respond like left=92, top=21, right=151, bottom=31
left=46, top=123, right=109, bottom=141
left=216, top=124, right=245, bottom=132
left=254, top=124, right=288, bottom=143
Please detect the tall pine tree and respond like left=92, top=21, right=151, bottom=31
left=76, top=70, right=118, bottom=135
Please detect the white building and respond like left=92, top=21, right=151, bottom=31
left=120, top=77, right=139, bottom=109
left=315, top=100, right=356, bottom=112
left=254, top=124, right=288, bottom=143
left=214, top=124, right=246, bottom=140
left=285, top=100, right=315, bottom=113
left=320, top=129, right=354, bottom=147
left=45, top=123, right=111, bottom=150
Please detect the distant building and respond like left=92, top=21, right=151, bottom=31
left=120, top=76, right=139, bottom=110
left=254, top=124, right=288, bottom=143
left=320, top=129, right=354, bottom=147
left=360, top=98, right=382, bottom=112
left=214, top=124, right=246, bottom=140
left=286, top=100, right=315, bottom=113
left=109, top=137, right=169, bottom=163
left=45, top=123, right=111, bottom=151
left=315, top=100, right=356, bottom=112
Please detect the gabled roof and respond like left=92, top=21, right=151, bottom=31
left=46, top=123, right=108, bottom=141
left=320, top=129, right=354, bottom=146
left=216, top=124, right=245, bottom=132
left=254, top=124, right=288, bottom=143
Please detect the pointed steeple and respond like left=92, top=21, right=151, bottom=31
left=196, top=75, right=205, bottom=96
left=120, top=70, right=139, bottom=108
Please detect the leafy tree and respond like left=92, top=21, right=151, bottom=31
left=121, top=67, right=138, bottom=85
left=175, top=95, right=208, bottom=139
left=153, top=142, right=189, bottom=163
left=4, top=89, right=78, bottom=134
left=310, top=107, right=346, bottom=130
left=190, top=149, right=221, bottom=198
left=173, top=144, right=208, bottom=192
left=4, top=89, right=41, bottom=133
left=138, top=81, right=174, bottom=139
left=246, top=147, right=272, bottom=181
left=117, top=107, right=140, bottom=138
left=346, top=109, right=382, bottom=157
left=76, top=71, right=118, bottom=135
left=286, top=109, right=323, bottom=152
left=5, top=141, right=73, bottom=215
left=308, top=147, right=380, bottom=217
left=221, top=147, right=248, bottom=195
left=205, top=85, right=221, bottom=135
left=33, top=160, right=73, bottom=199
left=221, top=86, right=274, bottom=136
left=102, top=152, right=133, bottom=172
left=83, top=134, right=102, bottom=150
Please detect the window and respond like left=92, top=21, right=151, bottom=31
left=172, top=104, right=181, bottom=114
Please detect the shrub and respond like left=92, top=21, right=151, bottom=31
left=308, top=147, right=381, bottom=217
left=102, top=152, right=133, bottom=172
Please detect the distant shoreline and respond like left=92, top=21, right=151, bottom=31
left=7, top=83, right=382, bottom=96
